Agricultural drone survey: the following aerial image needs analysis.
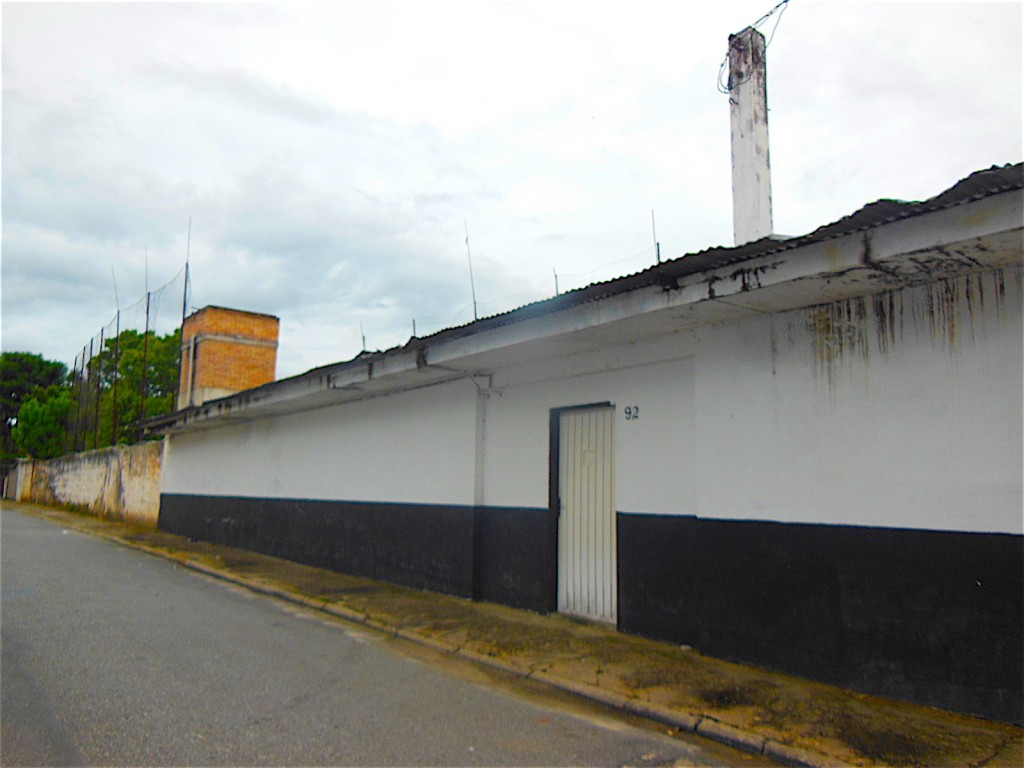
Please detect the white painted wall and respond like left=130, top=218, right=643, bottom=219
left=483, top=346, right=697, bottom=515
left=163, top=379, right=479, bottom=506
left=163, top=265, right=1022, bottom=535
left=482, top=266, right=1022, bottom=534
left=694, top=268, right=1023, bottom=533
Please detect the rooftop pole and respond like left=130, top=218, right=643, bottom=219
left=728, top=27, right=774, bottom=245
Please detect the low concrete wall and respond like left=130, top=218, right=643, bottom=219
left=14, top=441, right=164, bottom=527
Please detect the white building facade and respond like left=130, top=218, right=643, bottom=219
left=156, top=165, right=1023, bottom=723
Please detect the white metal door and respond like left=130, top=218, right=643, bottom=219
left=558, top=407, right=616, bottom=622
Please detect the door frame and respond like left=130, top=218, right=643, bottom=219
left=547, top=402, right=616, bottom=620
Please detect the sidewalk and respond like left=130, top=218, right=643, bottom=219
left=5, top=501, right=1021, bottom=767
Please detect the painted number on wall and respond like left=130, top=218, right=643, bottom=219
left=623, top=405, right=640, bottom=421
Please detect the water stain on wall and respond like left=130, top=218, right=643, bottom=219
left=806, top=265, right=1021, bottom=386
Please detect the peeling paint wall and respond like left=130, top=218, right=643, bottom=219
left=15, top=441, right=164, bottom=527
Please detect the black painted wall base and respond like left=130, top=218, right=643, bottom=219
left=158, top=494, right=555, bottom=612
left=159, top=494, right=1023, bottom=724
left=617, top=513, right=1024, bottom=725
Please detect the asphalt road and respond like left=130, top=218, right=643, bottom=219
left=0, top=507, right=766, bottom=767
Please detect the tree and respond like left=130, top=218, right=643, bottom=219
left=2, top=327, right=181, bottom=457
left=1, top=352, right=68, bottom=461
left=89, top=328, right=181, bottom=446
left=12, top=385, right=71, bottom=459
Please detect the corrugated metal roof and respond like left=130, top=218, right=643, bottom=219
left=341, top=162, right=1023, bottom=362
left=147, top=162, right=1022, bottom=432
left=185, top=163, right=1024, bottom=395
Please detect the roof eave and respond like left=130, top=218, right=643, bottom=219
left=149, top=165, right=1023, bottom=436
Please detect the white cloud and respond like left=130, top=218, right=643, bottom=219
left=2, top=1, right=1020, bottom=379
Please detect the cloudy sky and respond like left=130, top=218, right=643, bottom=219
left=2, top=1, right=1021, bottom=379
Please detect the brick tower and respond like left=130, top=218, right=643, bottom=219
left=177, top=306, right=279, bottom=409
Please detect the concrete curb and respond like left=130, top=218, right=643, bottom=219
left=31, top=512, right=831, bottom=768
left=321, top=602, right=373, bottom=627
left=393, top=629, right=459, bottom=657
left=697, top=718, right=767, bottom=756
left=614, top=698, right=703, bottom=734
left=763, top=739, right=833, bottom=767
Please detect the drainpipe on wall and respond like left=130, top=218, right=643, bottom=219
left=729, top=26, right=774, bottom=246
left=473, top=380, right=488, bottom=508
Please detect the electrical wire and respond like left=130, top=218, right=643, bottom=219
left=717, top=0, right=791, bottom=94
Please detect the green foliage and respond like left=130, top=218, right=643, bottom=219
left=1, top=352, right=68, bottom=461
left=12, top=386, right=71, bottom=459
left=87, top=328, right=180, bottom=446
left=6, top=328, right=181, bottom=458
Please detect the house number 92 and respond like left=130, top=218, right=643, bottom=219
left=624, top=405, right=640, bottom=420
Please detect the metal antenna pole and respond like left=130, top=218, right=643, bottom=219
left=65, top=352, right=79, bottom=454
left=74, top=345, right=88, bottom=451
left=92, top=329, right=103, bottom=449
left=177, top=217, right=192, bottom=413
left=652, top=210, right=661, bottom=263
left=87, top=338, right=95, bottom=450
left=108, top=267, right=121, bottom=444
left=465, top=220, right=478, bottom=321
left=182, top=216, right=191, bottom=323
left=139, top=292, right=150, bottom=442
left=112, top=311, right=120, bottom=444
